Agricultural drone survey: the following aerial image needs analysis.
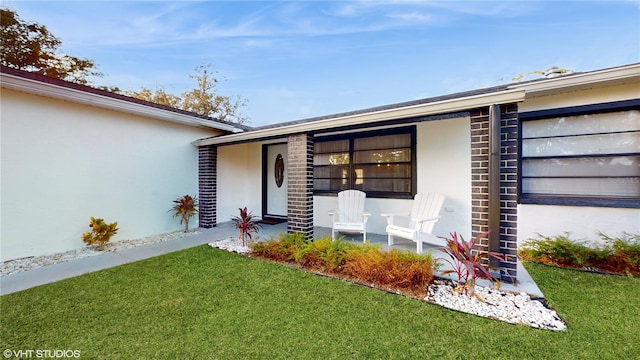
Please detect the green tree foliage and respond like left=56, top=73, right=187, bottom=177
left=0, top=8, right=101, bottom=84
left=127, top=64, right=248, bottom=123
left=128, top=86, right=182, bottom=108
left=1, top=8, right=248, bottom=123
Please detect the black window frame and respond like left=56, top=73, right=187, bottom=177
left=519, top=99, right=640, bottom=209
left=313, top=126, right=417, bottom=199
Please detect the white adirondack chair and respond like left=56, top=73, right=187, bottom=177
left=328, top=190, right=371, bottom=242
left=381, top=193, right=445, bottom=253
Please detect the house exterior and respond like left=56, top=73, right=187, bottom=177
left=194, top=63, right=639, bottom=282
left=1, top=63, right=638, bottom=283
left=0, top=66, right=242, bottom=262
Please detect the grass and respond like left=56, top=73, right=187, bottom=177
left=2, top=246, right=640, bottom=359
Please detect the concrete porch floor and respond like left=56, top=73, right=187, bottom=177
left=1, top=221, right=542, bottom=297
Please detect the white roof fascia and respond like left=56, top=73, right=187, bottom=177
left=508, top=63, right=640, bottom=96
left=193, top=88, right=526, bottom=146
left=1, top=72, right=244, bottom=133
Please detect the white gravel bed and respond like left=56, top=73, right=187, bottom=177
left=208, top=237, right=251, bottom=254
left=0, top=230, right=200, bottom=277
left=426, top=280, right=566, bottom=331
left=209, top=236, right=566, bottom=331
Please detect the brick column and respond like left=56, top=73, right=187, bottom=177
left=198, top=145, right=217, bottom=228
left=287, top=133, right=314, bottom=240
left=470, top=107, right=491, bottom=258
left=499, top=104, right=519, bottom=281
left=470, top=104, right=519, bottom=282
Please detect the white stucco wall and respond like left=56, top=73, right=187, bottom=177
left=314, top=117, right=472, bottom=239
left=518, top=205, right=640, bottom=246
left=214, top=118, right=471, bottom=240
left=516, top=81, right=640, bottom=247
left=216, top=142, right=263, bottom=223
left=1, top=88, right=220, bottom=261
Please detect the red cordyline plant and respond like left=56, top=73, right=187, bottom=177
left=170, top=195, right=198, bottom=233
left=439, top=230, right=504, bottom=300
left=231, top=207, right=262, bottom=246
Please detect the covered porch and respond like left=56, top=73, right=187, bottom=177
left=194, top=90, right=527, bottom=283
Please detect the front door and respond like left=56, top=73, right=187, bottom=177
left=263, top=143, right=288, bottom=220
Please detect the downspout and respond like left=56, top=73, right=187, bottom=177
left=488, top=104, right=501, bottom=269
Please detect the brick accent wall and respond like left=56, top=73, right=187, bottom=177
left=470, top=107, right=490, bottom=256
left=198, top=145, right=217, bottom=228
left=470, top=104, right=519, bottom=282
left=287, top=133, right=314, bottom=240
left=500, top=104, right=519, bottom=281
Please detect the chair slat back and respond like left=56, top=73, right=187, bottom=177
left=338, top=190, right=366, bottom=222
left=409, top=193, right=445, bottom=233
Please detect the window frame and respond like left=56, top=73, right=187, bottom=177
left=313, top=126, right=417, bottom=199
left=519, top=99, right=640, bottom=209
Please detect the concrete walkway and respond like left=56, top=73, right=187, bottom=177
left=0, top=222, right=543, bottom=297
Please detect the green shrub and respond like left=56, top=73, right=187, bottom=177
left=295, top=237, right=355, bottom=271
left=250, top=232, right=305, bottom=262
left=519, top=232, right=640, bottom=276
left=82, top=217, right=118, bottom=250
left=520, top=233, right=594, bottom=267
left=599, top=231, right=640, bottom=274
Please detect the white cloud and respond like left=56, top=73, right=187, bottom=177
left=421, top=0, right=539, bottom=18
left=386, top=11, right=435, bottom=23
left=325, top=0, right=538, bottom=20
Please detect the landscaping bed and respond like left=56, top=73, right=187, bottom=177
left=518, top=232, right=640, bottom=277
left=210, top=234, right=566, bottom=331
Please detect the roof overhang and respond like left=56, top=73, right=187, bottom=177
left=193, top=88, right=526, bottom=146
left=1, top=71, right=243, bottom=133
left=508, top=63, right=640, bottom=97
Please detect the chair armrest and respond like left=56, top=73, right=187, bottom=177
left=380, top=212, right=410, bottom=218
left=380, top=212, right=410, bottom=226
left=412, top=215, right=441, bottom=224
left=363, top=212, right=371, bottom=223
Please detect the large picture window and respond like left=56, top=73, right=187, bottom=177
left=521, top=108, right=639, bottom=207
left=314, top=127, right=416, bottom=198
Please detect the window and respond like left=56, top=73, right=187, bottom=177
left=521, top=109, right=640, bottom=207
left=314, top=127, right=416, bottom=198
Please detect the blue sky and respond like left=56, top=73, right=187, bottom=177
left=4, top=1, right=639, bottom=126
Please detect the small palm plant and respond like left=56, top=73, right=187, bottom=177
left=439, top=230, right=504, bottom=300
left=231, top=207, right=262, bottom=246
left=170, top=195, right=198, bottom=233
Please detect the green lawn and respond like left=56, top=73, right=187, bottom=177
left=2, top=245, right=639, bottom=359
